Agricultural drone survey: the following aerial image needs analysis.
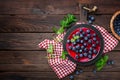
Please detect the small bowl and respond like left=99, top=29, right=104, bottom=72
left=110, top=11, right=120, bottom=40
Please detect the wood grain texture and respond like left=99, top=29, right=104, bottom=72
left=0, top=33, right=119, bottom=50
left=0, top=72, right=120, bottom=80
left=0, top=51, right=120, bottom=72
left=0, top=0, right=79, bottom=15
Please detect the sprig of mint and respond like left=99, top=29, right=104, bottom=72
left=47, top=44, right=53, bottom=54
left=60, top=51, right=68, bottom=60
left=95, top=55, right=109, bottom=71
left=53, top=14, right=77, bottom=34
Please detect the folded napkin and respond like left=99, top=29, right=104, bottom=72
left=39, top=22, right=119, bottom=79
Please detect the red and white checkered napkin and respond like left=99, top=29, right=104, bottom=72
left=39, top=22, right=119, bottom=79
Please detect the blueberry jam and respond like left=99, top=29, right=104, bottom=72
left=66, top=27, right=101, bottom=63
left=113, top=14, right=120, bottom=36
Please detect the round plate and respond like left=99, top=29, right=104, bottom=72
left=63, top=24, right=104, bottom=66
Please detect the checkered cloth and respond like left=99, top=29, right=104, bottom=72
left=38, top=22, right=119, bottom=79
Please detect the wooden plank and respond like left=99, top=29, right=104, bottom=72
left=0, top=72, right=120, bottom=80
left=0, top=0, right=79, bottom=14
left=0, top=15, right=79, bottom=32
left=0, top=51, right=120, bottom=72
left=0, top=14, right=114, bottom=33
left=0, top=33, right=119, bottom=50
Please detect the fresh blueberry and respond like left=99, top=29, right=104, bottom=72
left=93, top=33, right=96, bottom=37
left=79, top=69, right=83, bottom=73
left=69, top=75, right=74, bottom=80
left=87, top=34, right=91, bottom=38
left=92, top=44, right=96, bottom=48
left=93, top=37, right=97, bottom=41
left=88, top=39, right=92, bottom=43
left=67, top=40, right=71, bottom=43
left=82, top=32, right=85, bottom=35
left=76, top=45, right=80, bottom=49
left=76, top=32, right=80, bottom=35
left=73, top=42, right=76, bottom=45
left=79, top=49, right=83, bottom=53
left=84, top=48, right=88, bottom=52
left=86, top=30, right=90, bottom=33
left=88, top=54, right=92, bottom=59
left=84, top=37, right=88, bottom=41
left=110, top=60, right=115, bottom=65
left=75, top=70, right=80, bottom=75
left=93, top=49, right=97, bottom=54
left=83, top=53, right=87, bottom=57
left=76, top=39, right=80, bottom=43
left=75, top=55, right=79, bottom=59
left=81, top=45, right=84, bottom=49
left=107, top=61, right=111, bottom=65
left=79, top=29, right=83, bottom=33
left=69, top=46, right=72, bottom=50
left=88, top=20, right=92, bottom=24
left=80, top=40, right=84, bottom=44
left=90, top=16, right=95, bottom=21
left=72, top=47, right=76, bottom=51
left=79, top=34, right=83, bottom=38
left=96, top=41, right=99, bottom=44
left=88, top=51, right=92, bottom=54
left=75, top=50, right=79, bottom=53
left=93, top=69, right=97, bottom=74
left=83, top=43, right=87, bottom=47
left=79, top=54, right=83, bottom=58
left=89, top=47, right=93, bottom=51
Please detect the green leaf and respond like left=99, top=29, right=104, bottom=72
left=61, top=51, right=68, bottom=60
left=52, top=27, right=58, bottom=33
left=57, top=27, right=65, bottom=34
left=47, top=44, right=53, bottom=54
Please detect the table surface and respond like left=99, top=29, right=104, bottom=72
left=0, top=0, right=120, bottom=80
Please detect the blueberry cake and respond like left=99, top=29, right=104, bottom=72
left=63, top=24, right=104, bottom=66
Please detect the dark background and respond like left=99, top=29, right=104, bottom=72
left=0, top=0, right=120, bottom=80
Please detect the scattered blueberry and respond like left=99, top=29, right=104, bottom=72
left=88, top=51, right=92, bottom=54
left=92, top=44, right=96, bottom=48
left=83, top=53, right=87, bottom=57
left=93, top=49, right=97, bottom=54
left=79, top=29, right=83, bottom=33
left=88, top=54, right=92, bottom=59
left=88, top=20, right=92, bottom=24
left=89, top=47, right=93, bottom=51
left=96, top=41, right=99, bottom=44
left=84, top=48, right=88, bottom=52
left=67, top=40, right=71, bottom=43
left=75, top=70, right=80, bottom=75
left=93, top=69, right=97, bottom=74
left=76, top=39, right=80, bottom=43
left=107, top=60, right=111, bottom=65
left=93, top=37, right=97, bottom=41
left=83, top=43, right=87, bottom=47
left=93, top=33, right=96, bottom=37
left=76, top=45, right=80, bottom=49
left=107, top=60, right=115, bottom=65
left=69, top=46, right=72, bottom=50
left=88, top=39, right=92, bottom=43
left=79, top=54, right=83, bottom=58
left=79, top=34, right=83, bottom=38
left=72, top=47, right=76, bottom=51
left=79, top=49, right=83, bottom=53
left=84, top=37, right=88, bottom=41
left=79, top=69, right=83, bottom=73
left=76, top=55, right=79, bottom=59
left=111, top=60, right=115, bottom=65
left=69, top=75, right=74, bottom=80
left=86, top=30, right=90, bottom=33
left=80, top=40, right=84, bottom=44
left=90, top=16, right=95, bottom=21
left=81, top=45, right=84, bottom=49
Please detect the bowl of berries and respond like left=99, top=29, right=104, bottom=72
left=110, top=11, right=120, bottom=40
left=63, top=24, right=104, bottom=66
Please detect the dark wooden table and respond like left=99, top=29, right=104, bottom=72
left=0, top=0, right=120, bottom=80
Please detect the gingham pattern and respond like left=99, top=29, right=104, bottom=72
left=39, top=22, right=119, bottom=79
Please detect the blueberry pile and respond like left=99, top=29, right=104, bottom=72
left=87, top=16, right=95, bottom=24
left=113, top=14, right=120, bottom=36
left=66, top=28, right=100, bottom=62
